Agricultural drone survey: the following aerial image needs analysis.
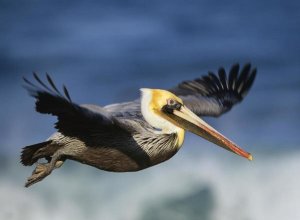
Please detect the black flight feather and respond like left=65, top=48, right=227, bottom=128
left=170, top=63, right=257, bottom=117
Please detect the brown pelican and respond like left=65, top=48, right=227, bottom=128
left=21, top=63, right=256, bottom=187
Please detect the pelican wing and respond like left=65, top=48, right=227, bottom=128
left=23, top=74, right=120, bottom=139
left=104, top=100, right=142, bottom=118
left=170, top=63, right=256, bottom=117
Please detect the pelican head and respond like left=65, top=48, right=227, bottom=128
left=140, top=88, right=252, bottom=160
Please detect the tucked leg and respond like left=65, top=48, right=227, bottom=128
left=25, top=151, right=65, bottom=187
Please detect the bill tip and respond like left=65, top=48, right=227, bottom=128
left=248, top=154, right=253, bottom=161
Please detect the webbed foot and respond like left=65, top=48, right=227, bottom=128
left=25, top=163, right=51, bottom=187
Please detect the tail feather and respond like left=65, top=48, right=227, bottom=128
left=20, top=140, right=52, bottom=166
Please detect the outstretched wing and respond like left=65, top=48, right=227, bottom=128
left=23, top=73, right=119, bottom=140
left=170, top=63, right=256, bottom=117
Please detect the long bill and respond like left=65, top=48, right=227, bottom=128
left=165, top=105, right=253, bottom=160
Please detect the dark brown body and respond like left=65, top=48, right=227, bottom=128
left=21, top=128, right=181, bottom=187
left=51, top=131, right=180, bottom=172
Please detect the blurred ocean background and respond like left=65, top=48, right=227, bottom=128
left=0, top=0, right=300, bottom=219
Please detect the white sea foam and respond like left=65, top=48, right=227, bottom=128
left=1, top=151, right=300, bottom=220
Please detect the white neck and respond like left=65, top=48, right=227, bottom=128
left=140, top=89, right=180, bottom=134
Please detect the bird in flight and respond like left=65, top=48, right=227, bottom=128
left=21, top=63, right=256, bottom=187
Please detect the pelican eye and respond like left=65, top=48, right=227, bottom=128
left=166, top=99, right=182, bottom=110
left=167, top=99, right=176, bottom=106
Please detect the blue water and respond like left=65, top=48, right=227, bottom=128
left=0, top=1, right=300, bottom=220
